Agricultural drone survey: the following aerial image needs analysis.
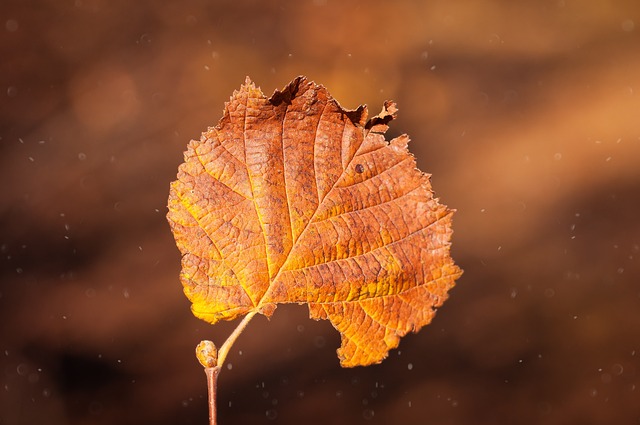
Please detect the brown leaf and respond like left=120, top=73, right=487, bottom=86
left=167, top=76, right=462, bottom=367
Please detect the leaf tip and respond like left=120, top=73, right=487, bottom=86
left=232, top=76, right=262, bottom=100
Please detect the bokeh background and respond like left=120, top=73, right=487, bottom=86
left=1, top=0, right=639, bottom=424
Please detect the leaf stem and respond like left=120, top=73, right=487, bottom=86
left=217, top=310, right=258, bottom=368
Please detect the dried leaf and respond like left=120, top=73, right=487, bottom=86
left=167, top=76, right=462, bottom=367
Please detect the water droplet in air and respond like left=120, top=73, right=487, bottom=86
left=5, top=20, right=18, bottom=32
left=138, top=33, right=150, bottom=44
left=621, top=19, right=635, bottom=32
left=16, top=363, right=29, bottom=376
left=265, top=409, right=278, bottom=420
left=362, top=409, right=375, bottom=420
left=612, top=363, right=624, bottom=375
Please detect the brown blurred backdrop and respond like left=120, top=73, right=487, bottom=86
left=1, top=1, right=639, bottom=424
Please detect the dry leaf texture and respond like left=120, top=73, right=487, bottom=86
left=167, top=76, right=462, bottom=367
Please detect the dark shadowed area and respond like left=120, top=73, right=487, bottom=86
left=1, top=1, right=639, bottom=424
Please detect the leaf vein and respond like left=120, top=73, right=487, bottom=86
left=280, top=103, right=295, bottom=257
left=312, top=182, right=424, bottom=226
left=241, top=92, right=268, bottom=302
left=286, top=209, right=443, bottom=274
left=174, top=190, right=249, bottom=297
left=193, top=147, right=250, bottom=201
left=312, top=101, right=329, bottom=204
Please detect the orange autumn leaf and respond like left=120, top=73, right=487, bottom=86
left=167, top=76, right=462, bottom=367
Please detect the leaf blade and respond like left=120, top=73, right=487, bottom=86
left=167, top=76, right=462, bottom=366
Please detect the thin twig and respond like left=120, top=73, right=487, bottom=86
left=198, top=310, right=259, bottom=425
left=205, top=366, right=221, bottom=425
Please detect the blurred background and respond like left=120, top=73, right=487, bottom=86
left=1, top=0, right=639, bottom=424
